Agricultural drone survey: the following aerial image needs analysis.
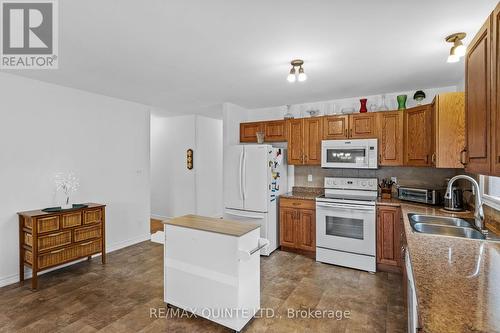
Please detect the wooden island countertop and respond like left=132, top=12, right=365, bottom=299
left=163, top=214, right=259, bottom=237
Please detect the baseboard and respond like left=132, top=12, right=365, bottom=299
left=106, top=233, right=151, bottom=253
left=0, top=233, right=151, bottom=288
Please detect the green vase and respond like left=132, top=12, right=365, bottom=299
left=397, top=95, right=407, bottom=110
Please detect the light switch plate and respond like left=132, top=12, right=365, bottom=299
left=308, top=174, right=313, bottom=182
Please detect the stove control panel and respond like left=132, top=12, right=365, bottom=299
left=324, top=177, right=378, bottom=191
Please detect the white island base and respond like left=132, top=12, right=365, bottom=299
left=164, top=215, right=264, bottom=332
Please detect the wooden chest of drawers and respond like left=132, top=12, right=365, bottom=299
left=18, top=203, right=106, bottom=290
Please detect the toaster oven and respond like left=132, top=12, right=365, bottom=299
left=397, top=186, right=444, bottom=205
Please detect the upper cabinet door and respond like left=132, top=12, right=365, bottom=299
left=323, top=115, right=349, bottom=139
left=465, top=16, right=491, bottom=174
left=493, top=5, right=500, bottom=175
left=287, top=119, right=304, bottom=165
left=303, top=118, right=323, bottom=165
left=404, top=105, right=433, bottom=166
left=349, top=113, right=377, bottom=139
left=378, top=111, right=404, bottom=166
left=240, top=122, right=264, bottom=142
left=264, top=120, right=287, bottom=142
left=433, top=93, right=465, bottom=169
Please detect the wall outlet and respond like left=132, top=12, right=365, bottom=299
left=391, top=177, right=397, bottom=184
left=307, top=174, right=313, bottom=182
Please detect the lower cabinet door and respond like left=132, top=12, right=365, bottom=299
left=279, top=208, right=297, bottom=248
left=297, top=209, right=316, bottom=252
left=376, top=206, right=401, bottom=268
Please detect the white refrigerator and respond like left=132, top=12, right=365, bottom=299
left=223, top=145, right=287, bottom=255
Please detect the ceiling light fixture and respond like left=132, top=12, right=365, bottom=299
left=445, top=32, right=466, bottom=63
left=287, top=59, right=307, bottom=82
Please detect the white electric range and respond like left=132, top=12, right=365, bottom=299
left=316, top=177, right=378, bottom=272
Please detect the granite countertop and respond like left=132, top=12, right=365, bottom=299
left=280, top=186, right=323, bottom=200
left=163, top=214, right=260, bottom=237
left=398, top=203, right=500, bottom=333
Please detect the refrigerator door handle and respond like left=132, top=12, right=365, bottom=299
left=242, top=150, right=247, bottom=200
left=239, top=150, right=244, bottom=200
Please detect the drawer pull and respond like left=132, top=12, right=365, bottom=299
left=79, top=241, right=94, bottom=246
left=50, top=248, right=65, bottom=254
left=292, top=202, right=301, bottom=206
left=46, top=232, right=64, bottom=237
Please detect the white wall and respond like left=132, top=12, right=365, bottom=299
left=195, top=116, right=223, bottom=217
left=150, top=115, right=223, bottom=219
left=244, top=86, right=458, bottom=121
left=0, top=73, right=151, bottom=287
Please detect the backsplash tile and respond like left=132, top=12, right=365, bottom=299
left=294, top=166, right=460, bottom=188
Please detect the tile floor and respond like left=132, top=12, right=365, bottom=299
left=0, top=241, right=406, bottom=332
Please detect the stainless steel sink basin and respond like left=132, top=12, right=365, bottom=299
left=409, top=214, right=473, bottom=227
left=412, top=223, right=486, bottom=240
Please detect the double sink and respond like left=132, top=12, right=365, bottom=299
left=409, top=214, right=499, bottom=241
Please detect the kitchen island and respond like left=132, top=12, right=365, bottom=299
left=163, top=214, right=265, bottom=332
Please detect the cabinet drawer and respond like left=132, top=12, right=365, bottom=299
left=38, top=246, right=75, bottom=269
left=280, top=198, right=315, bottom=210
left=38, top=231, right=72, bottom=252
left=83, top=209, right=102, bottom=225
left=37, top=239, right=102, bottom=269
left=62, top=212, right=82, bottom=228
left=74, top=224, right=102, bottom=242
left=24, top=250, right=33, bottom=265
left=24, top=232, right=33, bottom=247
left=35, top=216, right=60, bottom=234
left=75, top=239, right=102, bottom=258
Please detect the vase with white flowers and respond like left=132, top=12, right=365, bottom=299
left=55, top=172, right=80, bottom=209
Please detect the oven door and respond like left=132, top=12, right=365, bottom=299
left=316, top=201, right=376, bottom=255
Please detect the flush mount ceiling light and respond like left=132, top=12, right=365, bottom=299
left=446, top=32, right=466, bottom=63
left=287, top=59, right=307, bottom=83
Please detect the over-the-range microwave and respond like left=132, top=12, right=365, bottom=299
left=321, top=139, right=378, bottom=169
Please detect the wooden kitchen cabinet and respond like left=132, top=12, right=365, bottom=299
left=404, top=105, right=433, bottom=166
left=466, top=15, right=492, bottom=174
left=493, top=5, right=500, bottom=175
left=303, top=118, right=322, bottom=165
left=432, top=92, right=465, bottom=168
left=279, top=198, right=315, bottom=257
left=349, top=113, right=378, bottom=139
left=323, top=115, right=349, bottom=139
left=376, top=206, right=401, bottom=273
left=297, top=209, right=316, bottom=252
left=287, top=119, right=304, bottom=164
left=240, top=122, right=264, bottom=142
left=323, top=114, right=377, bottom=140
left=264, top=120, right=287, bottom=142
left=287, top=118, right=322, bottom=165
left=378, top=111, right=404, bottom=166
left=279, top=207, right=297, bottom=248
